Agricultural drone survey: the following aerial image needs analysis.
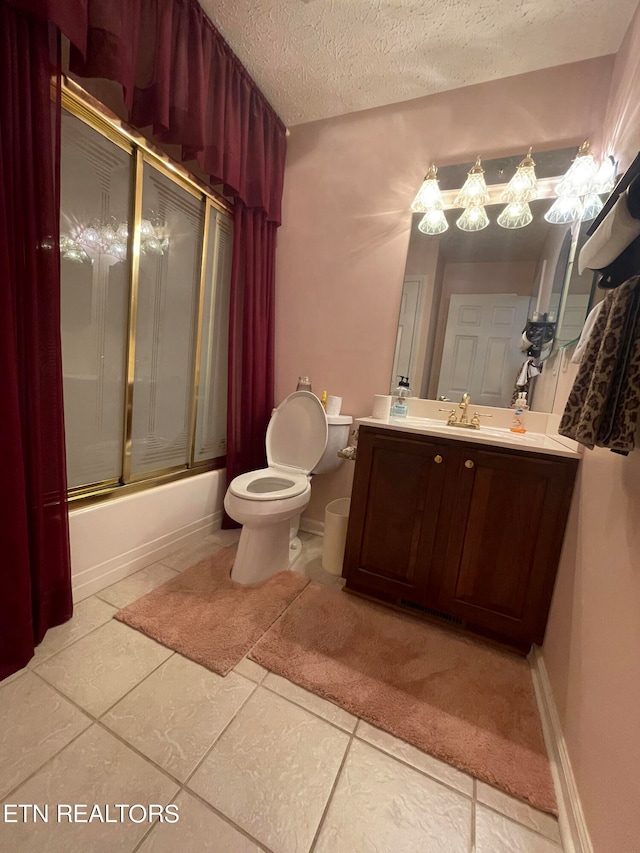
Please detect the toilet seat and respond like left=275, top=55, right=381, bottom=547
left=228, top=391, right=328, bottom=502
left=228, top=467, right=310, bottom=501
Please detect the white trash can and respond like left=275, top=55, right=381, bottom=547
left=322, top=498, right=351, bottom=576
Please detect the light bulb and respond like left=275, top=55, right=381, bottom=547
left=501, top=149, right=538, bottom=203
left=418, top=209, right=449, bottom=235
left=497, top=201, right=533, bottom=229
left=411, top=164, right=445, bottom=212
left=456, top=204, right=489, bottom=232
left=454, top=157, right=490, bottom=207
left=556, top=141, right=598, bottom=197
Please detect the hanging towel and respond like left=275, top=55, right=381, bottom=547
left=571, top=301, right=605, bottom=364
left=578, top=191, right=640, bottom=274
left=559, top=276, right=640, bottom=453
left=511, top=359, right=542, bottom=406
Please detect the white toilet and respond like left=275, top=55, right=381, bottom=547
left=224, top=390, right=352, bottom=585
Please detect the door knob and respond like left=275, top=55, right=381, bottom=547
left=464, top=459, right=475, bottom=469
left=434, top=454, right=443, bottom=464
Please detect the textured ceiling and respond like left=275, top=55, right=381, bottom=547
left=199, top=0, right=637, bottom=126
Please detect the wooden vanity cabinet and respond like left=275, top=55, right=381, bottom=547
left=343, top=425, right=579, bottom=652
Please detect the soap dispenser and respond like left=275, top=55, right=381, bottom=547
left=391, top=376, right=411, bottom=418
left=510, top=392, right=528, bottom=434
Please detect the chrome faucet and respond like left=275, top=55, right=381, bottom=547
left=439, top=392, right=492, bottom=430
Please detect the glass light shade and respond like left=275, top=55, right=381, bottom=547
left=418, top=208, right=449, bottom=235
left=411, top=164, right=444, bottom=212
left=544, top=195, right=584, bottom=224
left=501, top=150, right=538, bottom=203
left=456, top=204, right=489, bottom=232
left=140, top=219, right=154, bottom=237
left=78, top=225, right=101, bottom=249
left=497, top=201, right=533, bottom=229
left=454, top=158, right=490, bottom=207
left=594, top=155, right=616, bottom=194
left=581, top=192, right=604, bottom=222
left=555, top=142, right=599, bottom=197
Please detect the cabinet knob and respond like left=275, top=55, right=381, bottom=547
left=434, top=454, right=443, bottom=464
left=464, top=459, right=475, bottom=469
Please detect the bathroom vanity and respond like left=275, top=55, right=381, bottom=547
left=343, top=417, right=580, bottom=653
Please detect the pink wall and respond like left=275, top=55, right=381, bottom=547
left=542, top=7, right=640, bottom=851
left=276, top=56, right=614, bottom=520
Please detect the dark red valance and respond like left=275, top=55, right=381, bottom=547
left=9, top=0, right=287, bottom=224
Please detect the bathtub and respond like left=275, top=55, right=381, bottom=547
left=69, top=470, right=226, bottom=601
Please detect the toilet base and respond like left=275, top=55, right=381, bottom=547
left=231, top=519, right=295, bottom=585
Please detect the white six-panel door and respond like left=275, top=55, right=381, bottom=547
left=437, top=293, right=531, bottom=407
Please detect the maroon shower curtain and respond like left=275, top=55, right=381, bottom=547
left=4, top=0, right=286, bottom=559
left=0, top=2, right=73, bottom=680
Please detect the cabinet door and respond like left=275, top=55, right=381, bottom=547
left=438, top=447, right=576, bottom=645
left=343, top=428, right=450, bottom=602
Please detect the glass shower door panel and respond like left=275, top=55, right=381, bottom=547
left=194, top=208, right=233, bottom=462
left=59, top=111, right=132, bottom=489
left=130, top=163, right=204, bottom=477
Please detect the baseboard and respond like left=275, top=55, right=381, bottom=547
left=299, top=517, right=325, bottom=536
left=72, top=511, right=222, bottom=602
left=530, top=646, right=593, bottom=853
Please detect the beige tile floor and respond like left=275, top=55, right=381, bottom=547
left=0, top=530, right=564, bottom=852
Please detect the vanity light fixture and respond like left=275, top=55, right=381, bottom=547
left=456, top=203, right=490, bottom=232
left=497, top=201, right=533, bottom=229
left=594, top=154, right=616, bottom=194
left=418, top=207, right=449, bottom=235
left=500, top=149, right=538, bottom=203
left=60, top=216, right=169, bottom=264
left=411, top=163, right=445, bottom=212
left=545, top=141, right=616, bottom=225
left=454, top=157, right=490, bottom=208
left=555, top=140, right=599, bottom=198
left=544, top=194, right=585, bottom=225
left=580, top=192, right=604, bottom=222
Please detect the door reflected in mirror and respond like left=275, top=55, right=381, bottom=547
left=394, top=150, right=603, bottom=412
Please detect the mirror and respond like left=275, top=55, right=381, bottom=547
left=393, top=149, right=601, bottom=412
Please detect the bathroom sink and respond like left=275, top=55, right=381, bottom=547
left=361, top=415, right=580, bottom=459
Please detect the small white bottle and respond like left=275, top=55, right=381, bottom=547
left=391, top=376, right=411, bottom=418
left=510, top=392, right=528, bottom=434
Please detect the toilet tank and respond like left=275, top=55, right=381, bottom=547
left=312, top=415, right=352, bottom=475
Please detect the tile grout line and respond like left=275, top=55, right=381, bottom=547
left=471, top=778, right=477, bottom=853
left=349, top=730, right=474, bottom=802
left=307, top=729, right=355, bottom=853
left=27, top=604, right=119, bottom=669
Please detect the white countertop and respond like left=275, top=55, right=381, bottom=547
left=357, top=415, right=581, bottom=459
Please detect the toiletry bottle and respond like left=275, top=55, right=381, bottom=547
left=391, top=376, right=411, bottom=418
left=320, top=390, right=327, bottom=410
left=510, top=392, right=528, bottom=434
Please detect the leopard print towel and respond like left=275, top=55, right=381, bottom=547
left=558, top=276, right=640, bottom=453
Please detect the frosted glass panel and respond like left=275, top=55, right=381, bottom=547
left=194, top=208, right=233, bottom=462
left=130, top=164, right=204, bottom=477
left=59, top=112, right=131, bottom=489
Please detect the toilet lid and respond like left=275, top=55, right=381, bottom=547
left=266, top=391, right=328, bottom=474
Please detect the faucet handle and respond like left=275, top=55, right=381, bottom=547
left=470, top=411, right=492, bottom=428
